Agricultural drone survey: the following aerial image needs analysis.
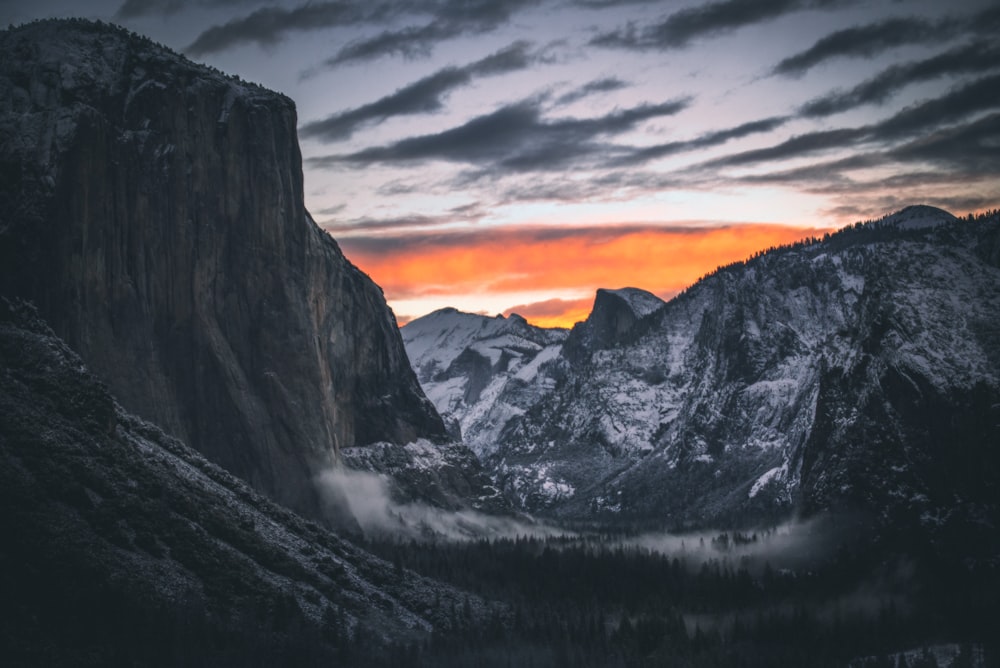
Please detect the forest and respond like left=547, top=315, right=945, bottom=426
left=358, top=522, right=999, bottom=667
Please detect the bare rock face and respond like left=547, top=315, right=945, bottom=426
left=563, top=287, right=665, bottom=361
left=0, top=20, right=446, bottom=518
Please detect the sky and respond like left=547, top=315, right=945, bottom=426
left=3, top=0, right=998, bottom=327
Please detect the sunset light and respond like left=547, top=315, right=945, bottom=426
left=10, top=0, right=996, bottom=326
left=341, top=222, right=834, bottom=327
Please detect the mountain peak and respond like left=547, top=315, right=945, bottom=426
left=564, top=287, right=665, bottom=359
left=596, top=287, right=666, bottom=319
left=0, top=17, right=447, bottom=520
left=877, top=204, right=957, bottom=231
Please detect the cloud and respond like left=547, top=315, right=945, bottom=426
left=873, top=72, right=1000, bottom=140
left=183, top=0, right=537, bottom=57
left=888, top=111, right=1000, bottom=173
left=322, top=21, right=458, bottom=65
left=591, top=0, right=841, bottom=51
left=319, top=205, right=487, bottom=235
left=773, top=5, right=1000, bottom=77
left=185, top=1, right=373, bottom=55
left=315, top=466, right=567, bottom=540
left=556, top=76, right=630, bottom=105
left=705, top=127, right=865, bottom=168
left=318, top=0, right=537, bottom=66
left=703, top=72, right=1000, bottom=170
left=772, top=16, right=942, bottom=76
left=337, top=223, right=832, bottom=313
left=116, top=0, right=263, bottom=19
left=116, top=0, right=185, bottom=17
left=709, top=113, right=1000, bottom=224
left=502, top=297, right=595, bottom=329
left=309, top=97, right=690, bottom=172
left=300, top=41, right=538, bottom=142
left=611, top=115, right=789, bottom=167
left=184, top=0, right=535, bottom=56
left=798, top=39, right=1000, bottom=117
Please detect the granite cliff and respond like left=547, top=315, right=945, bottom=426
left=0, top=20, right=447, bottom=518
left=0, top=299, right=496, bottom=665
left=405, top=207, right=1000, bottom=533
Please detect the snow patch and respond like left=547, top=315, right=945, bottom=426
left=749, top=464, right=786, bottom=499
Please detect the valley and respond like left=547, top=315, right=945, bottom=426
left=1, top=18, right=998, bottom=668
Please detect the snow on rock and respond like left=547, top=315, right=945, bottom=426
left=749, top=465, right=787, bottom=499
left=402, top=309, right=568, bottom=455
left=406, top=207, right=1000, bottom=528
left=605, top=287, right=666, bottom=318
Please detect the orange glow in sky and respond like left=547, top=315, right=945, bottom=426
left=341, top=223, right=834, bottom=328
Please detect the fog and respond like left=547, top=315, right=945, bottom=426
left=317, top=464, right=861, bottom=574
left=315, top=466, right=571, bottom=541
left=616, top=514, right=857, bottom=572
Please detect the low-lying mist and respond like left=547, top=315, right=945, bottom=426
left=315, top=466, right=571, bottom=541
left=316, top=464, right=861, bottom=573
left=617, top=513, right=860, bottom=573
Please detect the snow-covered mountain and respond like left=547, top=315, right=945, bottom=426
left=402, top=308, right=568, bottom=456
left=404, top=206, right=1000, bottom=530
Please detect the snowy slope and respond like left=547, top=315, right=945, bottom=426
left=0, top=300, right=497, bottom=662
left=405, top=206, right=1000, bottom=529
left=498, top=206, right=1000, bottom=525
left=402, top=309, right=567, bottom=456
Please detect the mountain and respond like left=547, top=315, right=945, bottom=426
left=0, top=299, right=499, bottom=666
left=405, top=206, right=1000, bottom=532
left=0, top=19, right=452, bottom=519
left=402, top=308, right=568, bottom=457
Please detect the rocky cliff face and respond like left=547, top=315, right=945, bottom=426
left=0, top=299, right=494, bottom=666
left=0, top=20, right=446, bottom=518
left=402, top=308, right=568, bottom=458
left=406, top=207, right=1000, bottom=530
left=562, top=288, right=665, bottom=362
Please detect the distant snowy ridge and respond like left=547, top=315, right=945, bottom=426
left=404, top=208, right=1000, bottom=531
left=402, top=309, right=567, bottom=456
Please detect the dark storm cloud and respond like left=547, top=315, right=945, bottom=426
left=324, top=21, right=456, bottom=64
left=185, top=1, right=373, bottom=55
left=300, top=41, right=538, bottom=142
left=889, top=111, right=1000, bottom=172
left=704, top=72, right=1000, bottom=169
left=773, top=5, right=1000, bottom=77
left=718, top=113, right=1000, bottom=205
left=799, top=40, right=1000, bottom=117
left=704, top=127, right=864, bottom=168
left=874, top=72, right=1000, bottom=140
left=321, top=0, right=537, bottom=66
left=556, top=77, right=630, bottom=105
left=183, top=0, right=534, bottom=57
left=337, top=221, right=710, bottom=255
left=116, top=0, right=262, bottom=19
left=320, top=205, right=487, bottom=234
left=772, top=17, right=942, bottom=76
left=968, top=5, right=1000, bottom=34
left=308, top=97, right=690, bottom=171
left=591, top=0, right=841, bottom=51
left=611, top=115, right=789, bottom=166
left=571, top=0, right=662, bottom=7
left=116, top=0, right=184, bottom=17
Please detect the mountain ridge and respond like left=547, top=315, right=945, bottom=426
left=404, top=206, right=1000, bottom=530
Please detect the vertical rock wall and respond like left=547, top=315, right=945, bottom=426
left=0, top=20, right=446, bottom=517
